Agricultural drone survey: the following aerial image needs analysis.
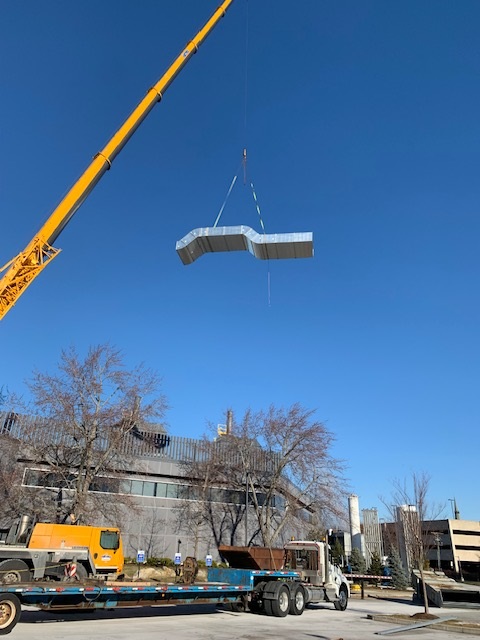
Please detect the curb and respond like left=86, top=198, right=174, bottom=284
left=369, top=614, right=480, bottom=636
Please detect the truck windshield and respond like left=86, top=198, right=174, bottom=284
left=100, top=530, right=120, bottom=550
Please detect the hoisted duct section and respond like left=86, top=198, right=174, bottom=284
left=176, top=225, right=314, bottom=265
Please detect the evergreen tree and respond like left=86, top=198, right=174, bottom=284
left=349, top=547, right=366, bottom=573
left=331, top=539, right=344, bottom=566
left=368, top=551, right=383, bottom=576
left=388, top=547, right=409, bottom=590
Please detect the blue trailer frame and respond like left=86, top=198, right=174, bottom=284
left=0, top=569, right=303, bottom=634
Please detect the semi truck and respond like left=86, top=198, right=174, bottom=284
left=217, top=539, right=350, bottom=615
left=0, top=516, right=123, bottom=583
left=0, top=539, right=349, bottom=635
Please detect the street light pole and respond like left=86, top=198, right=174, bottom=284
left=432, top=532, right=442, bottom=572
left=448, top=498, right=460, bottom=519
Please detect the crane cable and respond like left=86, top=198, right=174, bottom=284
left=212, top=0, right=249, bottom=228
left=243, top=0, right=271, bottom=306
left=211, top=162, right=272, bottom=306
left=212, top=0, right=271, bottom=305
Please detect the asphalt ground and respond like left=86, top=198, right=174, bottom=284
left=10, top=591, right=480, bottom=640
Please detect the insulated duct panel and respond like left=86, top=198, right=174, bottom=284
left=176, top=225, right=314, bottom=265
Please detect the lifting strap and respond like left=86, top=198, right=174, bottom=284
left=213, top=149, right=267, bottom=233
left=211, top=149, right=272, bottom=306
left=250, top=181, right=271, bottom=307
left=213, top=174, right=238, bottom=228
left=250, top=181, right=266, bottom=233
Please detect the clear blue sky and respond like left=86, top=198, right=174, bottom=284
left=1, top=1, right=479, bottom=522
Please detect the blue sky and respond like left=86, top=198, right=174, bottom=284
left=1, top=1, right=479, bottom=522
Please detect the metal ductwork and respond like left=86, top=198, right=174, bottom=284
left=176, top=225, right=314, bottom=265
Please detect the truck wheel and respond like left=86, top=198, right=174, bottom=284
left=248, top=600, right=262, bottom=614
left=269, top=584, right=290, bottom=618
left=249, top=581, right=266, bottom=614
left=75, top=564, right=88, bottom=581
left=263, top=599, right=273, bottom=616
left=62, top=562, right=88, bottom=582
left=334, top=584, right=348, bottom=611
left=0, top=593, right=21, bottom=635
left=289, top=584, right=305, bottom=615
left=0, top=560, right=32, bottom=584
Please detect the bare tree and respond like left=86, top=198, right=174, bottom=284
left=382, top=472, right=445, bottom=615
left=126, top=508, right=167, bottom=560
left=0, top=435, right=42, bottom=526
left=175, top=435, right=247, bottom=554
left=180, top=404, right=347, bottom=553
left=8, top=344, right=167, bottom=525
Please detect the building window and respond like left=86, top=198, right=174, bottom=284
left=130, top=480, right=144, bottom=496
left=166, top=484, right=180, bottom=499
left=119, top=479, right=132, bottom=494
left=155, top=482, right=167, bottom=498
left=23, top=469, right=45, bottom=487
left=22, top=468, right=285, bottom=511
left=143, top=482, right=156, bottom=497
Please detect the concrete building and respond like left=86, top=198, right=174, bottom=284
left=362, top=508, right=384, bottom=567
left=422, top=519, right=480, bottom=581
left=329, top=529, right=352, bottom=565
left=381, top=512, right=480, bottom=582
left=0, top=411, right=310, bottom=562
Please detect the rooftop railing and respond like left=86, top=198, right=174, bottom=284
left=0, top=411, right=279, bottom=472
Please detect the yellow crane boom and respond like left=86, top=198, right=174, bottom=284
left=0, top=0, right=235, bottom=320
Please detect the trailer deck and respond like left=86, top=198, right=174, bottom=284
left=0, top=580, right=251, bottom=611
left=0, top=570, right=301, bottom=634
left=0, top=555, right=348, bottom=634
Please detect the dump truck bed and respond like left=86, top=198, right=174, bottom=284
left=218, top=545, right=284, bottom=570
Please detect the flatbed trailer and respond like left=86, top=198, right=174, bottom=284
left=0, top=569, right=303, bottom=635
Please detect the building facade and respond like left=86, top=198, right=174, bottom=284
left=382, top=513, right=480, bottom=582
left=422, top=519, right=480, bottom=581
left=362, top=508, right=384, bottom=567
left=1, top=411, right=309, bottom=562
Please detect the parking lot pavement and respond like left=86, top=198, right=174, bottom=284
left=12, top=596, right=480, bottom=640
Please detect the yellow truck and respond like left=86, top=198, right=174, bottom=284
left=0, top=516, right=124, bottom=583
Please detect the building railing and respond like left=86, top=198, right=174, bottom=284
left=0, top=411, right=280, bottom=472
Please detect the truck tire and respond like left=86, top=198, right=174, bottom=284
left=289, top=584, right=306, bottom=615
left=334, top=584, right=348, bottom=611
left=75, top=564, right=88, bottom=580
left=62, top=563, right=88, bottom=582
left=0, top=560, right=32, bottom=584
left=248, top=599, right=262, bottom=614
left=0, top=593, right=21, bottom=635
left=249, top=581, right=266, bottom=614
left=268, top=584, right=290, bottom=618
